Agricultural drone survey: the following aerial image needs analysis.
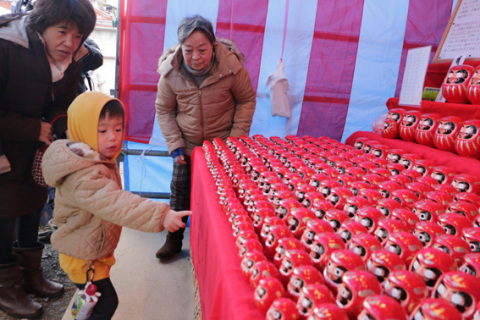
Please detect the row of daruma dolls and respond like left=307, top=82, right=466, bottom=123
left=442, top=64, right=480, bottom=105
left=379, top=107, right=480, bottom=159
left=201, top=134, right=480, bottom=320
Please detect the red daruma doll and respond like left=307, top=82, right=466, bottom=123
left=442, top=64, right=475, bottom=103
left=416, top=113, right=441, bottom=147
left=399, top=110, right=421, bottom=142
left=467, top=65, right=480, bottom=105
left=387, top=108, right=406, bottom=125
left=455, top=119, right=480, bottom=158
left=380, top=119, right=399, bottom=139
left=434, top=116, right=463, bottom=152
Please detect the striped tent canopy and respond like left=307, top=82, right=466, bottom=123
left=118, top=0, right=457, bottom=145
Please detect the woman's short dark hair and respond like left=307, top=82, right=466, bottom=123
left=27, top=0, right=96, bottom=42
left=177, top=15, right=215, bottom=45
left=100, top=100, right=125, bottom=123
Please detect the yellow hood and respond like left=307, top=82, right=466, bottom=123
left=68, top=92, right=124, bottom=160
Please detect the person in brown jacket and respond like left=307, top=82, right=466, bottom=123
left=42, top=92, right=191, bottom=319
left=0, top=0, right=96, bottom=318
left=155, top=15, right=256, bottom=261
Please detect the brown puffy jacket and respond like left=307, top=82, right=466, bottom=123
left=155, top=39, right=256, bottom=155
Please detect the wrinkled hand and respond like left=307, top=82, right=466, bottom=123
left=163, top=209, right=192, bottom=232
left=39, top=121, right=53, bottom=145
left=174, top=154, right=187, bottom=165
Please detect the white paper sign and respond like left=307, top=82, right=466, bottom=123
left=438, top=0, right=480, bottom=61
left=399, top=46, right=432, bottom=106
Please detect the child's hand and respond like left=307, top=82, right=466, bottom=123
left=163, top=209, right=192, bottom=232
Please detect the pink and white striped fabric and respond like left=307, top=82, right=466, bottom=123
left=118, top=0, right=456, bottom=145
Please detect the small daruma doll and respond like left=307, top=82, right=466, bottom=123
left=399, top=110, right=422, bottom=142
left=455, top=119, right=480, bottom=158
left=254, top=277, right=286, bottom=314
left=383, top=270, right=428, bottom=314
left=409, top=298, right=463, bottom=320
left=416, top=113, right=441, bottom=147
left=323, top=249, right=365, bottom=294
left=442, top=64, right=475, bottom=103
left=432, top=271, right=480, bottom=320
left=336, top=270, right=381, bottom=319
left=266, top=298, right=300, bottom=320
left=467, top=65, right=480, bottom=105
left=381, top=119, right=399, bottom=139
left=434, top=116, right=463, bottom=152
left=358, top=294, right=407, bottom=320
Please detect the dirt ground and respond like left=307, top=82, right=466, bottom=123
left=0, top=227, right=76, bottom=320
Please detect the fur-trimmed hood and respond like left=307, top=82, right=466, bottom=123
left=42, top=140, right=115, bottom=188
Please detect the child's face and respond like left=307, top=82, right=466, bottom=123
left=98, top=112, right=124, bottom=159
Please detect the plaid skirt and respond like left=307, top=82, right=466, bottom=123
left=169, top=155, right=192, bottom=211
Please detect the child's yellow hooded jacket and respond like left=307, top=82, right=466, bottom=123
left=42, top=92, right=170, bottom=283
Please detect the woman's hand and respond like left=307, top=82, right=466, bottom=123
left=39, top=121, right=53, bottom=145
left=174, top=154, right=187, bottom=165
left=163, top=209, right=192, bottom=232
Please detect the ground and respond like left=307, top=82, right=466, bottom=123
left=0, top=226, right=76, bottom=320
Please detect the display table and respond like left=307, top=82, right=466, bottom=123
left=190, top=147, right=264, bottom=320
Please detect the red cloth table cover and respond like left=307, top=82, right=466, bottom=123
left=345, top=131, right=480, bottom=178
left=190, top=147, right=264, bottom=320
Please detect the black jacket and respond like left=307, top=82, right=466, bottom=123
left=0, top=14, right=87, bottom=217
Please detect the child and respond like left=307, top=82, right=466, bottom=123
left=41, top=91, right=191, bottom=319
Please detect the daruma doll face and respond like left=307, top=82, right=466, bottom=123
left=381, top=119, right=398, bottom=139
left=416, top=113, right=440, bottom=147
left=442, top=64, right=475, bottom=103
left=434, top=116, right=463, bottom=152
left=399, top=111, right=421, bottom=142
left=387, top=108, right=405, bottom=124
left=455, top=120, right=480, bottom=158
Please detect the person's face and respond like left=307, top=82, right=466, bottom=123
left=97, top=112, right=124, bottom=159
left=181, top=30, right=213, bottom=71
left=42, top=22, right=83, bottom=65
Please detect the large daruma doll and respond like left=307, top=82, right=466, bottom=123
left=399, top=110, right=421, bottom=142
left=416, top=113, right=441, bottom=147
left=467, top=65, right=480, bottom=105
left=442, top=64, right=475, bottom=103
left=455, top=119, right=480, bottom=158
left=434, top=116, right=463, bottom=152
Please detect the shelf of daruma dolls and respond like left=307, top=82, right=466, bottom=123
left=344, top=97, right=480, bottom=178
left=344, top=131, right=480, bottom=178
left=190, top=146, right=264, bottom=320
left=385, top=97, right=480, bottom=120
